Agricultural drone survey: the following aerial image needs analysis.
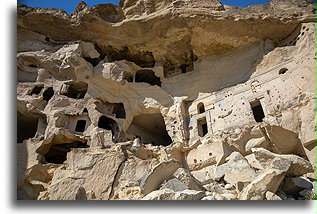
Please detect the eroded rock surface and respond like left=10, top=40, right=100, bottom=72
left=17, top=0, right=316, bottom=200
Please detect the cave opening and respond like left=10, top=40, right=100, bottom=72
left=104, top=46, right=155, bottom=68
left=75, top=120, right=87, bottom=132
left=250, top=100, right=265, bottom=122
left=29, top=85, right=43, bottom=95
left=84, top=57, right=101, bottom=67
left=180, top=64, right=188, bottom=73
left=62, top=82, right=88, bottom=99
left=163, top=63, right=194, bottom=78
left=180, top=63, right=193, bottom=74
left=124, top=73, right=133, bottom=82
left=43, top=87, right=54, bottom=102
left=17, top=112, right=39, bottom=143
left=112, top=103, right=126, bottom=119
left=98, top=115, right=119, bottom=137
left=279, top=68, right=288, bottom=75
left=83, top=108, right=88, bottom=113
left=197, top=102, right=205, bottom=114
left=127, top=113, right=172, bottom=146
left=95, top=100, right=126, bottom=119
left=198, top=117, right=208, bottom=137
left=135, top=69, right=161, bottom=87
left=44, top=141, right=89, bottom=164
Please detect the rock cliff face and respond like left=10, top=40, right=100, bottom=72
left=17, top=0, right=316, bottom=200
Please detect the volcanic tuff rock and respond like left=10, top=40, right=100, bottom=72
left=17, top=0, right=316, bottom=200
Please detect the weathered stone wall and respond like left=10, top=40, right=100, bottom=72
left=17, top=0, right=316, bottom=200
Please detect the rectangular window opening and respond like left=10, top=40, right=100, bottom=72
left=198, top=117, right=208, bottom=137
left=75, top=120, right=87, bottom=132
left=250, top=100, right=265, bottom=122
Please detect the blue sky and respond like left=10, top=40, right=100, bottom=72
left=18, top=0, right=315, bottom=15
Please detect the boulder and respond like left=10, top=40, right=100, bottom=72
left=213, top=152, right=257, bottom=184
left=201, top=196, right=216, bottom=200
left=245, top=137, right=270, bottom=153
left=140, top=159, right=181, bottom=195
left=265, top=191, right=282, bottom=200
left=239, top=158, right=292, bottom=200
left=142, top=189, right=205, bottom=200
left=174, top=190, right=206, bottom=200
left=252, top=148, right=314, bottom=176
left=214, top=193, right=225, bottom=200
left=110, top=156, right=157, bottom=199
left=115, top=181, right=143, bottom=200
left=173, top=168, right=205, bottom=191
left=281, top=176, right=313, bottom=195
left=264, top=125, right=304, bottom=155
left=47, top=148, right=126, bottom=200
left=142, top=189, right=206, bottom=200
left=245, top=154, right=264, bottom=170
left=203, top=182, right=225, bottom=194
left=298, top=189, right=316, bottom=199
left=221, top=193, right=238, bottom=200
left=275, top=190, right=288, bottom=200
left=47, top=177, right=85, bottom=200
left=224, top=184, right=235, bottom=190
left=190, top=165, right=216, bottom=184
left=142, top=189, right=176, bottom=200
left=160, top=178, right=188, bottom=192
left=235, top=181, right=250, bottom=193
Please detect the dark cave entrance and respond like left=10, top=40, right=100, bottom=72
left=135, top=69, right=161, bottom=86
left=98, top=115, right=119, bottom=137
left=17, top=112, right=39, bottom=144
left=43, top=87, right=54, bottom=102
left=84, top=57, right=100, bottom=67
left=127, top=113, right=172, bottom=146
left=250, top=100, right=265, bottom=122
left=61, top=82, right=88, bottom=99
left=29, top=85, right=43, bottom=95
left=75, top=120, right=87, bottom=132
left=44, top=141, right=89, bottom=164
left=279, top=68, right=288, bottom=75
left=197, top=102, right=205, bottom=114
left=198, top=117, right=208, bottom=137
left=112, top=103, right=126, bottom=119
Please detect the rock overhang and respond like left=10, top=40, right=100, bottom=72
left=17, top=0, right=315, bottom=68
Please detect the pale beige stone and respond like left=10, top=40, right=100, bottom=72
left=186, top=138, right=231, bottom=169
left=213, top=152, right=257, bottom=184
left=252, top=148, right=314, bottom=176
left=173, top=168, right=205, bottom=191
left=245, top=154, right=264, bottom=170
left=47, top=148, right=126, bottom=200
left=201, top=196, right=216, bottom=200
left=190, top=165, right=216, bottom=184
left=16, top=0, right=316, bottom=200
left=265, top=191, right=282, bottom=200
left=245, top=137, right=269, bottom=153
left=160, top=178, right=188, bottom=192
left=141, top=189, right=176, bottom=200
left=174, top=190, right=206, bottom=200
left=140, top=159, right=181, bottom=195
left=238, top=158, right=292, bottom=200
left=116, top=181, right=143, bottom=200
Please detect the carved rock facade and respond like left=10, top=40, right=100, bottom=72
left=17, top=0, right=316, bottom=200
